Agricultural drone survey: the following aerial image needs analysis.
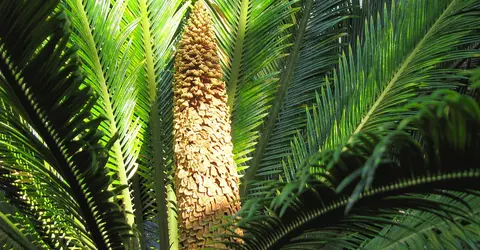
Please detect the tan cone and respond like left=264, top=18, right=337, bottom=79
left=173, top=1, right=241, bottom=249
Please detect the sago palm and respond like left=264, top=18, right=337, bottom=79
left=0, top=0, right=479, bottom=249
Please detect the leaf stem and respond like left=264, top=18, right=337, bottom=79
left=226, top=0, right=249, bottom=111
left=242, top=0, right=313, bottom=194
left=139, top=0, right=172, bottom=249
left=73, top=0, right=134, bottom=226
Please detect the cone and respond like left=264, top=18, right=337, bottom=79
left=173, top=1, right=241, bottom=248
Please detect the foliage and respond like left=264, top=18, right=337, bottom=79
left=223, top=89, right=480, bottom=249
left=0, top=0, right=131, bottom=248
left=0, top=0, right=479, bottom=249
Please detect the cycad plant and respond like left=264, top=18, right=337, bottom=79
left=0, top=0, right=480, bottom=250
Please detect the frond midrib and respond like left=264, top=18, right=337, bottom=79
left=226, top=0, right=249, bottom=110
left=244, top=0, right=314, bottom=190
left=140, top=0, right=157, bottom=105
left=73, top=0, right=133, bottom=225
left=138, top=0, right=171, bottom=248
left=348, top=0, right=458, bottom=143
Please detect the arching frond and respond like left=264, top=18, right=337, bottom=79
left=0, top=0, right=131, bottom=248
left=243, top=0, right=350, bottom=193
left=0, top=99, right=95, bottom=248
left=206, top=0, right=297, bottom=170
left=321, top=0, right=479, bottom=150
left=121, top=0, right=190, bottom=248
left=361, top=194, right=480, bottom=250
left=0, top=200, right=39, bottom=250
left=223, top=88, right=480, bottom=249
left=285, top=0, right=480, bottom=183
left=62, top=0, right=142, bottom=225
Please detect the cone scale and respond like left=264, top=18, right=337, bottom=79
left=173, top=1, right=241, bottom=248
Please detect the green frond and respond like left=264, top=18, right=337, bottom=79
left=280, top=0, right=480, bottom=185
left=0, top=109, right=93, bottom=248
left=324, top=0, right=480, bottom=150
left=470, top=67, right=480, bottom=89
left=227, top=194, right=480, bottom=250
left=207, top=0, right=298, bottom=170
left=362, top=194, right=480, bottom=250
left=62, top=0, right=144, bottom=226
left=220, top=88, right=480, bottom=249
left=120, top=0, right=189, bottom=248
left=122, top=0, right=191, bottom=248
left=345, top=0, right=393, bottom=47
left=243, top=0, right=350, bottom=193
left=0, top=198, right=41, bottom=250
left=0, top=0, right=131, bottom=248
left=0, top=217, right=33, bottom=249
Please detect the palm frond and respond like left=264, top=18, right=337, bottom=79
left=345, top=0, right=393, bottom=48
left=361, top=193, right=480, bottom=250
left=0, top=101, right=94, bottom=248
left=243, top=0, right=350, bottom=193
left=206, top=0, right=297, bottom=170
left=0, top=197, right=40, bottom=250
left=0, top=0, right=131, bottom=248
left=121, top=0, right=190, bottom=248
left=325, top=0, right=479, bottom=150
left=283, top=0, right=480, bottom=184
left=62, top=0, right=143, bottom=225
left=469, top=66, right=480, bottom=90
left=221, top=88, right=480, bottom=249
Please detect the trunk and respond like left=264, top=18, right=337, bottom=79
left=173, top=1, right=241, bottom=249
